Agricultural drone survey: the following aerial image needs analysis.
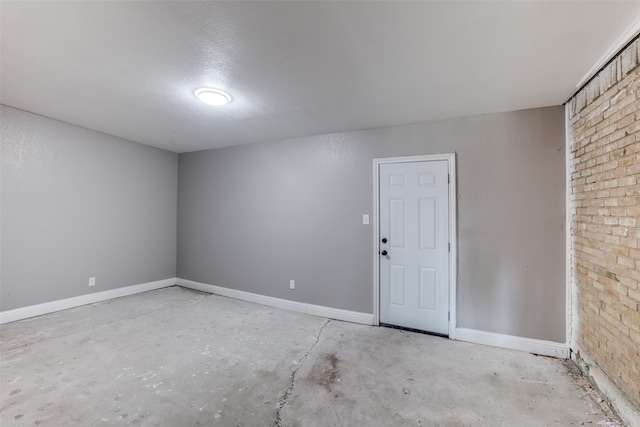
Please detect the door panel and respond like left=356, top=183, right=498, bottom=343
left=379, top=160, right=449, bottom=335
left=390, top=199, right=406, bottom=248
left=419, top=268, right=437, bottom=310
left=390, top=265, right=406, bottom=306
left=418, top=173, right=437, bottom=186
left=419, top=198, right=437, bottom=250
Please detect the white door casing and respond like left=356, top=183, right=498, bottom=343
left=373, top=154, right=457, bottom=337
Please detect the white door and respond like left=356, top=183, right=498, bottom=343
left=379, top=160, right=450, bottom=335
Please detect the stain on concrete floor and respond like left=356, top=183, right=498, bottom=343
left=306, top=353, right=340, bottom=392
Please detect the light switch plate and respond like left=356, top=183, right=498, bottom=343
left=363, top=214, right=369, bottom=225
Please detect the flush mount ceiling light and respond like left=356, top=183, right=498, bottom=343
left=194, top=88, right=232, bottom=106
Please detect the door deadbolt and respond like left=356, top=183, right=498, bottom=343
left=381, top=238, right=388, bottom=243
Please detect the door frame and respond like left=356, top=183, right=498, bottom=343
left=373, top=153, right=457, bottom=338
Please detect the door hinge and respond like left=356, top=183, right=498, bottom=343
left=448, top=174, right=450, bottom=184
left=448, top=312, right=450, bottom=321
left=448, top=242, right=450, bottom=252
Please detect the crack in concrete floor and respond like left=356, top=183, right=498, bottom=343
left=274, top=319, right=331, bottom=426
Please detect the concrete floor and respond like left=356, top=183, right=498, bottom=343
left=0, top=286, right=622, bottom=426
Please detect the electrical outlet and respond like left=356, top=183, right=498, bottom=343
left=289, top=280, right=295, bottom=290
left=89, top=277, right=96, bottom=287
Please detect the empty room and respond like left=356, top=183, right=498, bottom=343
left=1, top=1, right=640, bottom=426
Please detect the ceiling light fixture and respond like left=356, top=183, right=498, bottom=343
left=194, top=88, right=232, bottom=106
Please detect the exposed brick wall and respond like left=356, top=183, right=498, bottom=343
left=568, top=37, right=640, bottom=410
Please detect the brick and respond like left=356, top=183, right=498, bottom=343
left=621, top=294, right=638, bottom=310
left=628, top=206, right=640, bottom=216
left=575, top=91, right=587, bottom=115
left=600, top=68, right=614, bottom=95
left=625, top=120, right=640, bottom=136
left=615, top=57, right=623, bottom=82
left=611, top=227, right=629, bottom=236
left=619, top=155, right=636, bottom=167
left=620, top=236, right=640, bottom=249
left=627, top=141, right=640, bottom=154
left=616, top=113, right=635, bottom=130
left=610, top=188, right=626, bottom=198
left=625, top=101, right=640, bottom=117
left=619, top=176, right=638, bottom=186
left=626, top=185, right=640, bottom=196
left=611, top=150, right=627, bottom=161
left=587, top=78, right=599, bottom=104
left=622, top=44, right=639, bottom=76
left=604, top=234, right=620, bottom=244
left=597, top=119, right=613, bottom=132
left=619, top=217, right=637, bottom=227
left=618, top=255, right=636, bottom=268
left=602, top=161, right=619, bottom=172
left=612, top=245, right=630, bottom=256
left=605, top=107, right=623, bottom=121
left=619, top=197, right=639, bottom=206
left=608, top=129, right=627, bottom=144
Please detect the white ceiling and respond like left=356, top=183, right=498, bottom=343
left=2, top=1, right=640, bottom=153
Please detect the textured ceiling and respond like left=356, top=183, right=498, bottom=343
left=2, top=1, right=640, bottom=153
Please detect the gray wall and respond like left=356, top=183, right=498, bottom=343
left=1, top=105, right=178, bottom=311
left=178, top=106, right=566, bottom=343
left=1, top=103, right=565, bottom=343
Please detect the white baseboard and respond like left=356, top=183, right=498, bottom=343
left=455, top=327, right=569, bottom=358
left=572, top=344, right=640, bottom=427
left=176, top=278, right=374, bottom=325
left=0, top=278, right=176, bottom=324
